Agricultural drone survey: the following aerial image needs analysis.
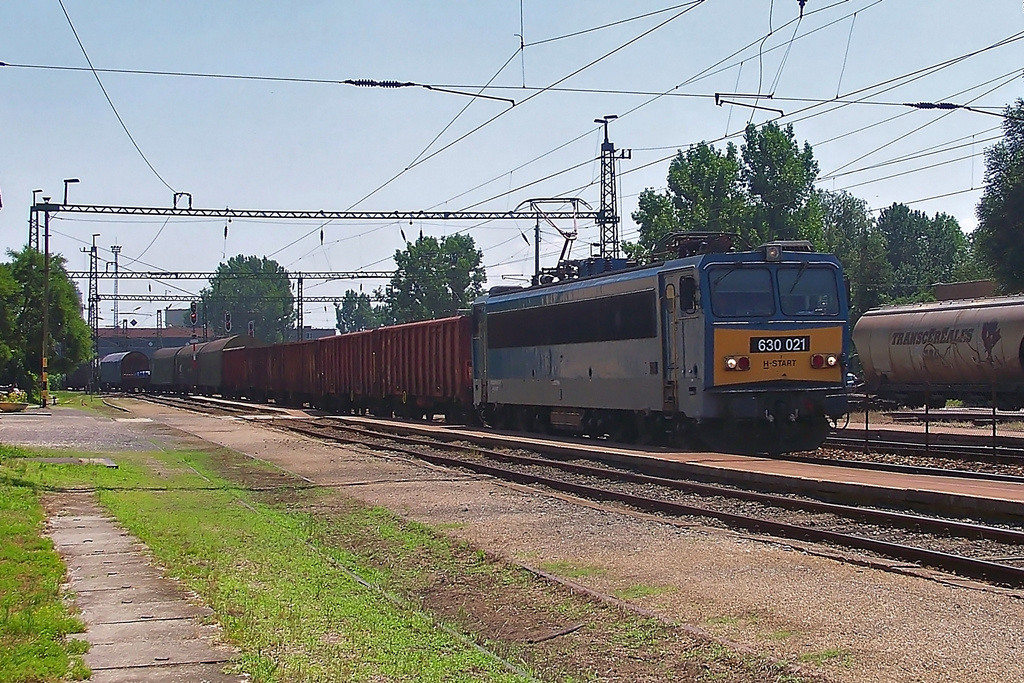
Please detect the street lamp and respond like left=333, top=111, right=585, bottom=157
left=63, top=178, right=80, bottom=206
left=594, top=114, right=618, bottom=142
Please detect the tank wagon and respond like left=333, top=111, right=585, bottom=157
left=474, top=237, right=849, bottom=453
left=853, top=295, right=1024, bottom=408
left=98, top=351, right=150, bottom=392
left=145, top=236, right=850, bottom=455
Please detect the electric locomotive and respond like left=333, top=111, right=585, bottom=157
left=473, top=233, right=849, bottom=454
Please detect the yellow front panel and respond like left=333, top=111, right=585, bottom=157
left=713, top=326, right=844, bottom=386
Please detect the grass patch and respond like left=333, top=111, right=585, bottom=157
left=2, top=444, right=815, bottom=682
left=767, top=630, right=798, bottom=641
left=0, top=444, right=35, bottom=461
left=798, top=648, right=853, bottom=667
left=612, top=583, right=673, bottom=600
left=3, top=451, right=529, bottom=683
left=0, top=480, right=89, bottom=682
left=537, top=560, right=607, bottom=579
left=49, top=391, right=117, bottom=415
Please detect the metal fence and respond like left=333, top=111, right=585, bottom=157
left=831, top=393, right=1024, bottom=457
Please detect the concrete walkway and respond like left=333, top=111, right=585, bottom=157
left=47, top=492, right=243, bottom=682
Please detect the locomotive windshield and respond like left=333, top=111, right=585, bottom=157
left=709, top=267, right=774, bottom=317
left=778, top=266, right=839, bottom=316
left=709, top=264, right=840, bottom=318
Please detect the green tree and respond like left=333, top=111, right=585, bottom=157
left=0, top=264, right=18, bottom=376
left=667, top=142, right=747, bottom=234
left=627, top=142, right=748, bottom=262
left=626, top=189, right=678, bottom=262
left=975, top=99, right=1024, bottom=292
left=741, top=122, right=819, bottom=243
left=817, top=190, right=893, bottom=317
left=1, top=248, right=91, bottom=394
left=876, top=204, right=968, bottom=303
left=335, top=290, right=384, bottom=333
left=201, top=255, right=294, bottom=343
left=385, top=234, right=485, bottom=323
left=955, top=230, right=992, bottom=283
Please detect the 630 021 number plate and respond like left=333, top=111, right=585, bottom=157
left=749, top=335, right=810, bottom=353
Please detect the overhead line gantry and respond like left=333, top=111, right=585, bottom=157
left=31, top=196, right=605, bottom=338
left=29, top=129, right=629, bottom=349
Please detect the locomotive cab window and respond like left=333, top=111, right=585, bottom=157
left=778, top=266, right=839, bottom=316
left=709, top=267, right=774, bottom=317
left=679, top=274, right=698, bottom=314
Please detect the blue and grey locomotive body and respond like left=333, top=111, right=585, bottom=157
left=473, top=241, right=850, bottom=453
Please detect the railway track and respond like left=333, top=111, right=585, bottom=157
left=819, top=431, right=1024, bottom=481
left=129, top=394, right=1024, bottom=587
left=825, top=432, right=1024, bottom=462
left=272, top=416, right=1024, bottom=588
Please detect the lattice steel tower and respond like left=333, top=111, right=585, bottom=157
left=81, top=235, right=100, bottom=390
left=595, top=115, right=631, bottom=259
left=110, top=245, right=121, bottom=328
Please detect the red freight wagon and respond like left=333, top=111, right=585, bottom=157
left=376, top=316, right=472, bottom=419
left=221, top=346, right=249, bottom=399
left=241, top=345, right=273, bottom=402
left=270, top=339, right=320, bottom=406
left=196, top=335, right=262, bottom=393
left=225, top=341, right=319, bottom=405
left=318, top=329, right=377, bottom=412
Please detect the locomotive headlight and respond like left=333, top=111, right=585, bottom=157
left=825, top=354, right=839, bottom=367
left=724, top=356, right=750, bottom=371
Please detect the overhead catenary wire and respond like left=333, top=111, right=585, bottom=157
left=424, top=0, right=889, bottom=219
left=10, top=0, right=874, bottom=248
left=817, top=130, right=1001, bottom=182
left=821, top=68, right=1023, bottom=177
left=34, top=0, right=1015, bottom=288
left=833, top=149, right=985, bottom=192
left=56, top=0, right=176, bottom=194
left=342, top=0, right=708, bottom=214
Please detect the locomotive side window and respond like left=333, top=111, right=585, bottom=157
left=679, top=275, right=697, bottom=314
left=709, top=267, right=774, bottom=317
left=488, top=290, right=658, bottom=349
left=778, top=266, right=839, bottom=316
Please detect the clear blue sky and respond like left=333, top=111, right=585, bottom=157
left=2, top=1, right=1022, bottom=329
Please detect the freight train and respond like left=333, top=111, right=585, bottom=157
left=103, top=236, right=852, bottom=454
left=853, top=295, right=1024, bottom=409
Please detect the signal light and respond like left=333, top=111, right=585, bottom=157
left=189, top=300, right=197, bottom=325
